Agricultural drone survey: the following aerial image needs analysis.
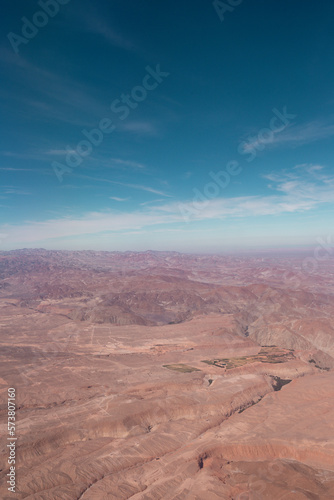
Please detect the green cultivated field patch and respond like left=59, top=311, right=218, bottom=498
left=202, top=346, right=295, bottom=370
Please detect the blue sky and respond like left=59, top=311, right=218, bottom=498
left=1, top=0, right=334, bottom=252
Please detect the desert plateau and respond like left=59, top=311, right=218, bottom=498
left=0, top=249, right=334, bottom=499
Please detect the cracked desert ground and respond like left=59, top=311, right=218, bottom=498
left=1, top=249, right=334, bottom=499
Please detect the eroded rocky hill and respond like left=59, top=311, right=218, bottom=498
left=0, top=249, right=333, bottom=499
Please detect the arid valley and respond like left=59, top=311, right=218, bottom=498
left=0, top=249, right=334, bottom=499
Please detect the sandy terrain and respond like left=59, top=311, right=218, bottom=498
left=0, top=250, right=333, bottom=499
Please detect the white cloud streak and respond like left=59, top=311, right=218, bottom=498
left=109, top=158, right=146, bottom=169
left=75, top=174, right=172, bottom=197
left=109, top=196, right=130, bottom=202
left=1, top=166, right=333, bottom=246
left=245, top=120, right=334, bottom=152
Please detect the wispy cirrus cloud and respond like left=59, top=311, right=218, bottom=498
left=45, top=149, right=77, bottom=156
left=160, top=165, right=334, bottom=219
left=275, top=120, right=334, bottom=146
left=245, top=119, right=334, bottom=152
left=1, top=150, right=53, bottom=161
left=73, top=5, right=140, bottom=54
left=0, top=211, right=175, bottom=245
left=109, top=196, right=130, bottom=202
left=1, top=165, right=333, bottom=247
left=109, top=158, right=146, bottom=169
left=75, top=174, right=172, bottom=197
left=0, top=167, right=48, bottom=173
left=264, top=164, right=334, bottom=199
left=3, top=188, right=31, bottom=195
left=83, top=18, right=136, bottom=52
left=0, top=49, right=106, bottom=126
left=140, top=198, right=166, bottom=206
left=119, top=120, right=159, bottom=136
